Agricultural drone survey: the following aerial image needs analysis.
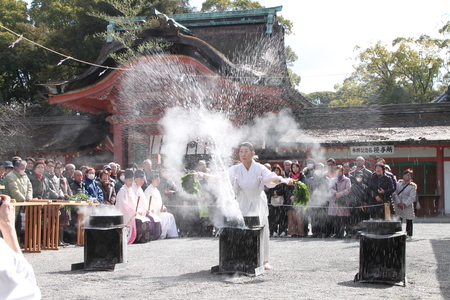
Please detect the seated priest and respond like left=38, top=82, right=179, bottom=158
left=144, top=171, right=178, bottom=239
left=115, top=170, right=153, bottom=244
left=132, top=170, right=162, bottom=241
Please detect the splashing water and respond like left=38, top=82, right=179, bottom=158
left=116, top=39, right=320, bottom=228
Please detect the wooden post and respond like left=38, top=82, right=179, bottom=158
left=22, top=204, right=43, bottom=253
left=384, top=203, right=391, bottom=220
left=42, top=204, right=60, bottom=250
left=76, top=212, right=85, bottom=246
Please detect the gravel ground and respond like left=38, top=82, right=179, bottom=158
left=26, top=223, right=450, bottom=299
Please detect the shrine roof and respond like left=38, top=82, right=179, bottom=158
left=39, top=7, right=313, bottom=114
left=279, top=102, right=450, bottom=147
left=0, top=115, right=110, bottom=157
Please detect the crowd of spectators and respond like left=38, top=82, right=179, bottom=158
left=0, top=157, right=219, bottom=245
left=0, top=154, right=418, bottom=246
left=264, top=156, right=417, bottom=239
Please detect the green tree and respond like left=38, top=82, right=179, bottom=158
left=201, top=0, right=262, bottom=12
left=0, top=0, right=37, bottom=104
left=334, top=37, right=449, bottom=106
left=285, top=45, right=300, bottom=87
left=305, top=91, right=336, bottom=106
left=393, top=35, right=447, bottom=103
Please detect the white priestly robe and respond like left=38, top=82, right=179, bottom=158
left=228, top=161, right=280, bottom=262
left=0, top=238, right=41, bottom=300
left=144, top=184, right=178, bottom=239
left=115, top=184, right=153, bottom=244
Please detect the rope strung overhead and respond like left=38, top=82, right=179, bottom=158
left=0, top=23, right=296, bottom=81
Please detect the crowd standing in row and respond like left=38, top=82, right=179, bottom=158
left=264, top=156, right=418, bottom=239
left=0, top=154, right=417, bottom=246
left=0, top=157, right=222, bottom=246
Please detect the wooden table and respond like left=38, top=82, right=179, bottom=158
left=11, top=200, right=99, bottom=251
left=11, top=202, right=48, bottom=253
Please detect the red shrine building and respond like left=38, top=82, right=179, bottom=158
left=40, top=7, right=312, bottom=169
left=4, top=7, right=450, bottom=217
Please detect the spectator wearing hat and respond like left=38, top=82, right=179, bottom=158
left=102, top=164, right=116, bottom=184
left=0, top=161, right=14, bottom=195
left=1, top=161, right=14, bottom=178
left=144, top=171, right=178, bottom=239
left=83, top=167, right=104, bottom=203
left=0, top=162, right=6, bottom=180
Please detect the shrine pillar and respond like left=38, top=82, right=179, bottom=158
left=437, top=147, right=445, bottom=215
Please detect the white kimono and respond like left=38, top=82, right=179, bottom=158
left=144, top=184, right=178, bottom=239
left=228, top=161, right=279, bottom=262
left=115, top=184, right=152, bottom=243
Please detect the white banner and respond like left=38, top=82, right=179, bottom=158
left=350, top=145, right=394, bottom=156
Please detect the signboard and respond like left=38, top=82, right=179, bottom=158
left=350, top=145, right=394, bottom=156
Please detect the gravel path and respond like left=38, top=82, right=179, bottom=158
left=26, top=223, right=450, bottom=299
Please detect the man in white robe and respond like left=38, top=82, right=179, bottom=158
left=144, top=172, right=178, bottom=239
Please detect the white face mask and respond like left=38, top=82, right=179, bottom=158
left=314, top=170, right=322, bottom=176
left=356, top=177, right=363, bottom=183
left=87, top=174, right=95, bottom=180
left=307, top=164, right=314, bottom=170
left=19, top=170, right=26, bottom=176
left=119, top=175, right=125, bottom=182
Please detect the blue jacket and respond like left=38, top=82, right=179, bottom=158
left=82, top=178, right=104, bottom=203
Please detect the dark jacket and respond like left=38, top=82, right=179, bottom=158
left=28, top=174, right=55, bottom=199
left=70, top=180, right=86, bottom=196
left=267, top=183, right=288, bottom=206
left=367, top=173, right=394, bottom=205
left=349, top=167, right=372, bottom=186
left=97, top=180, right=116, bottom=205
left=348, top=178, right=369, bottom=207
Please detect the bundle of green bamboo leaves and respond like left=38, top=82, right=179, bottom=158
left=181, top=173, right=202, bottom=197
left=292, top=180, right=310, bottom=208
